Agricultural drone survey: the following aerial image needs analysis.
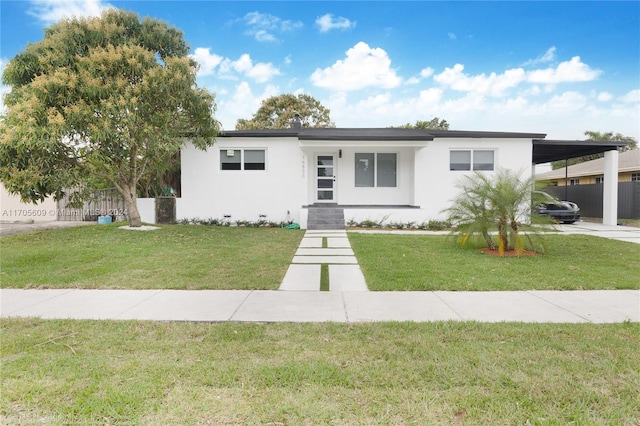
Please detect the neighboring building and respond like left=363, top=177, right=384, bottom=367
left=1, top=182, right=58, bottom=222
left=536, top=149, right=640, bottom=186
left=177, top=126, right=625, bottom=229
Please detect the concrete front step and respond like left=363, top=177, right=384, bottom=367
left=307, top=207, right=345, bottom=230
left=307, top=223, right=345, bottom=230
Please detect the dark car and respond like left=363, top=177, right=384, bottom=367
left=534, top=191, right=581, bottom=224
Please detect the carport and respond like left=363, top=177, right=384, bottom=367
left=532, top=139, right=628, bottom=226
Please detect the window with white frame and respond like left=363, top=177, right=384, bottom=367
left=450, top=150, right=495, bottom=171
left=569, top=178, right=580, bottom=186
left=220, top=149, right=265, bottom=171
left=355, top=153, right=397, bottom=187
left=631, top=173, right=639, bottom=182
left=595, top=176, right=604, bottom=184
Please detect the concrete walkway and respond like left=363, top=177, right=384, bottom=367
left=1, top=221, right=638, bottom=324
left=1, top=289, right=638, bottom=323
left=554, top=222, right=640, bottom=244
left=279, top=230, right=368, bottom=291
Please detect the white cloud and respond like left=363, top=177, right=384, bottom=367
left=242, top=11, right=303, bottom=42
left=190, top=48, right=223, bottom=76
left=430, top=56, right=602, bottom=98
left=545, top=91, right=588, bottom=111
left=527, top=56, right=601, bottom=84
left=523, top=46, right=556, bottom=66
left=253, top=30, right=276, bottom=43
left=192, top=50, right=281, bottom=83
left=219, top=54, right=281, bottom=83
left=433, top=64, right=526, bottom=97
left=448, top=32, right=457, bottom=40
left=310, top=42, right=402, bottom=91
left=216, top=82, right=281, bottom=129
left=405, top=67, right=434, bottom=85
left=597, top=92, right=613, bottom=102
left=420, top=67, right=434, bottom=79
left=301, top=82, right=639, bottom=141
left=356, top=93, right=392, bottom=113
left=315, top=14, right=356, bottom=32
left=619, top=89, right=640, bottom=103
left=27, top=0, right=113, bottom=25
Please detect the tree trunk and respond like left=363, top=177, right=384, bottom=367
left=482, top=232, right=497, bottom=250
left=121, top=186, right=142, bottom=227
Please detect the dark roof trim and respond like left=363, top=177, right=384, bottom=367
left=299, top=128, right=434, bottom=141
left=532, top=139, right=627, bottom=164
left=219, top=128, right=546, bottom=140
left=218, top=129, right=300, bottom=138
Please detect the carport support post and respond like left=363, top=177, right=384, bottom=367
left=602, top=150, right=619, bottom=226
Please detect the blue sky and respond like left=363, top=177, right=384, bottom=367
left=1, top=0, right=639, bottom=141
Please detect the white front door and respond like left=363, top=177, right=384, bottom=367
left=315, top=154, right=336, bottom=202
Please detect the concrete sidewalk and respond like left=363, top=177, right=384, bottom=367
left=1, top=289, right=638, bottom=323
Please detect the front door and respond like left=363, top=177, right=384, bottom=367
left=316, top=154, right=336, bottom=202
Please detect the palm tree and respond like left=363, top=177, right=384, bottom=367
left=444, top=168, right=545, bottom=255
left=444, top=173, right=496, bottom=250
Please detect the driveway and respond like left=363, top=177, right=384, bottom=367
left=554, top=222, right=640, bottom=244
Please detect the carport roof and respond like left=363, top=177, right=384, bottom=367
left=532, top=139, right=627, bottom=164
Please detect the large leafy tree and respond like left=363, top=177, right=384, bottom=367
left=393, top=117, right=450, bottom=130
left=236, top=93, right=334, bottom=129
left=444, top=169, right=547, bottom=255
left=0, top=9, right=219, bottom=226
left=551, top=131, right=637, bottom=169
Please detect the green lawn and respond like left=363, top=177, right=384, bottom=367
left=2, top=224, right=639, bottom=291
left=2, top=319, right=638, bottom=425
left=0, top=224, right=303, bottom=289
left=349, top=233, right=640, bottom=291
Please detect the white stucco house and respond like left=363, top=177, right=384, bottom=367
left=177, top=125, right=625, bottom=229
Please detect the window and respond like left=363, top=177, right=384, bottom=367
left=595, top=176, right=604, bottom=184
left=632, top=173, right=640, bottom=182
left=220, top=149, right=265, bottom=171
left=377, top=153, right=397, bottom=187
left=473, top=150, right=494, bottom=171
left=355, top=153, right=397, bottom=187
left=569, top=178, right=580, bottom=186
left=450, top=150, right=494, bottom=171
left=450, top=151, right=471, bottom=171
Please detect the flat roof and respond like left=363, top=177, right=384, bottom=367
left=217, top=128, right=627, bottom=164
left=219, top=128, right=547, bottom=140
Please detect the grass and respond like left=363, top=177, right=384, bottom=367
left=0, top=224, right=303, bottom=290
left=2, top=224, right=638, bottom=291
left=619, top=218, right=640, bottom=228
left=2, top=318, right=638, bottom=425
left=349, top=233, right=640, bottom=291
left=320, top=263, right=329, bottom=291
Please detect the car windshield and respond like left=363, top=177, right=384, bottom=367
left=534, top=191, right=560, bottom=204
